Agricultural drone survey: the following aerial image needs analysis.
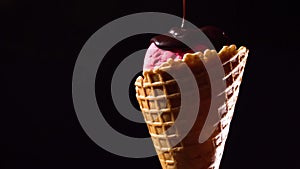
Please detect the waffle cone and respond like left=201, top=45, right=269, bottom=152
left=135, top=45, right=249, bottom=169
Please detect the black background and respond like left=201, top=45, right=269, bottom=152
left=1, top=0, right=300, bottom=168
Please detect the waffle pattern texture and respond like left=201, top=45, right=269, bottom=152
left=135, top=45, right=249, bottom=169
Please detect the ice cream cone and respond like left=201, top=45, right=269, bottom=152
left=135, top=45, right=249, bottom=169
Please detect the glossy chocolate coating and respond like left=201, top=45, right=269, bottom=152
left=151, top=27, right=200, bottom=52
left=151, top=26, right=231, bottom=52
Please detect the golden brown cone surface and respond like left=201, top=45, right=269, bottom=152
left=135, top=45, right=249, bottom=169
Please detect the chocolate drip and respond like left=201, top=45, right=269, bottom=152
left=150, top=27, right=202, bottom=52
left=150, top=34, right=189, bottom=51
left=151, top=26, right=231, bottom=52
left=181, top=0, right=186, bottom=28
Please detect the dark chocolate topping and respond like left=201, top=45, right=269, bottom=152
left=150, top=26, right=231, bottom=52
left=150, top=27, right=199, bottom=52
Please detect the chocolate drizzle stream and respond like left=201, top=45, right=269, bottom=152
left=181, top=0, right=186, bottom=28
left=150, top=0, right=231, bottom=53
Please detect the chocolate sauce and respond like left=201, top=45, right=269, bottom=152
left=151, top=26, right=231, bottom=52
left=150, top=27, right=202, bottom=52
left=181, top=0, right=186, bottom=28
left=150, top=0, right=230, bottom=52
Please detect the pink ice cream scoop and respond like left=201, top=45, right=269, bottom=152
left=143, top=43, right=184, bottom=71
left=143, top=26, right=230, bottom=71
left=143, top=43, right=207, bottom=71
